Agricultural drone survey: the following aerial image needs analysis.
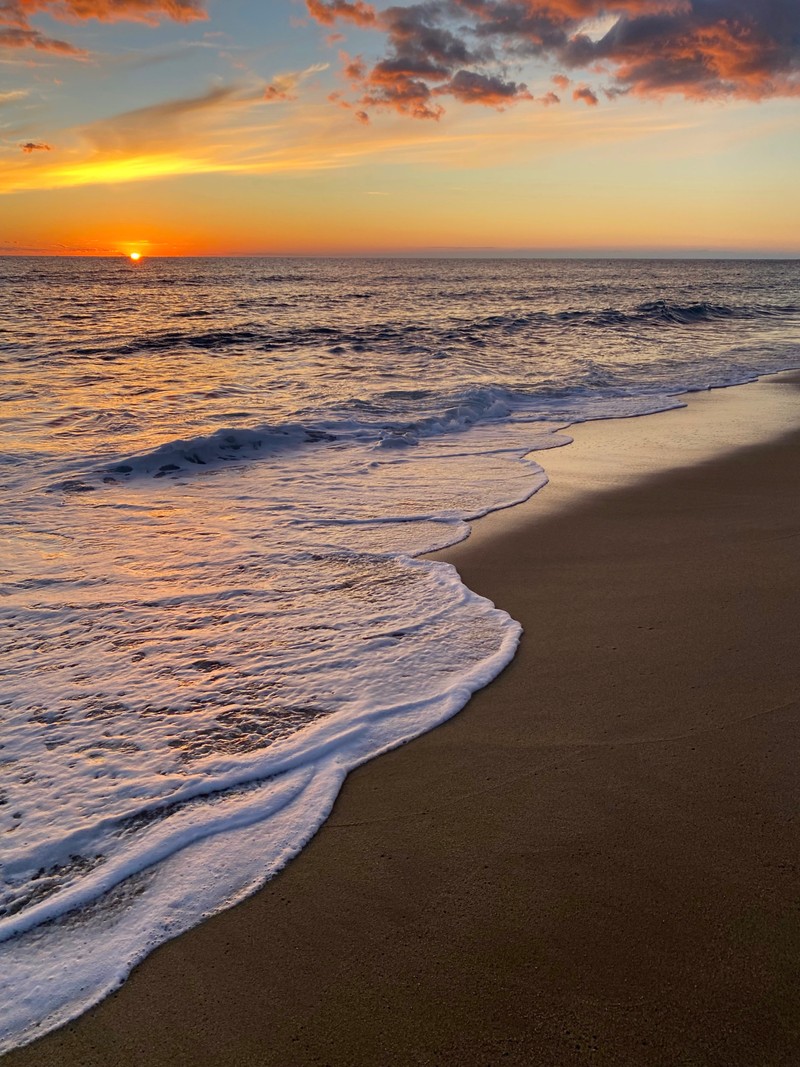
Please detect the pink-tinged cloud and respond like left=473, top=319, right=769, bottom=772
left=264, top=84, right=293, bottom=103
left=573, top=84, right=598, bottom=105
left=312, top=0, right=800, bottom=118
left=305, top=0, right=376, bottom=27
left=1, top=0, right=206, bottom=57
left=20, top=140, right=52, bottom=151
left=12, top=0, right=206, bottom=23
left=360, top=67, right=445, bottom=120
left=0, top=25, right=85, bottom=53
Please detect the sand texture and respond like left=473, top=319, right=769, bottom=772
left=7, top=380, right=800, bottom=1066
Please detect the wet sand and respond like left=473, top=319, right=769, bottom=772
left=8, top=376, right=800, bottom=1066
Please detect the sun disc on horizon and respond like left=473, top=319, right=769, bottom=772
left=129, top=252, right=141, bottom=261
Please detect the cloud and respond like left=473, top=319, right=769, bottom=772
left=319, top=1, right=532, bottom=119
left=311, top=0, right=800, bottom=119
left=264, top=62, right=329, bottom=103
left=0, top=89, right=29, bottom=102
left=0, top=25, right=85, bottom=54
left=0, top=73, right=474, bottom=195
left=573, top=84, right=598, bottom=105
left=6, top=1, right=206, bottom=24
left=78, top=82, right=253, bottom=155
left=0, top=237, right=122, bottom=253
left=305, top=0, right=376, bottom=27
left=575, top=1, right=800, bottom=100
left=20, top=139, right=51, bottom=150
left=435, top=70, right=532, bottom=108
left=1, top=0, right=207, bottom=57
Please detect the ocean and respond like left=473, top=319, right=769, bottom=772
left=1, top=256, right=799, bottom=1052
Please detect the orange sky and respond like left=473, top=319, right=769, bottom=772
left=1, top=1, right=798, bottom=256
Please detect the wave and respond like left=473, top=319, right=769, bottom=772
left=65, top=344, right=800, bottom=489
left=93, top=424, right=334, bottom=481
left=632, top=299, right=794, bottom=324
left=81, top=299, right=798, bottom=360
left=63, top=385, right=522, bottom=484
left=545, top=300, right=796, bottom=328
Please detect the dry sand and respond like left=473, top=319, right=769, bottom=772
left=7, top=376, right=800, bottom=1066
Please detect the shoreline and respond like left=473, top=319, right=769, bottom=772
left=448, top=370, right=800, bottom=546
left=7, top=373, right=800, bottom=1065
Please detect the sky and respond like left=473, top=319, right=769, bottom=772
left=0, top=0, right=798, bottom=256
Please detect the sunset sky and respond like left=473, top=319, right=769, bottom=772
left=1, top=0, right=798, bottom=256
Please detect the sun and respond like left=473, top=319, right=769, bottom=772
left=129, top=252, right=142, bottom=261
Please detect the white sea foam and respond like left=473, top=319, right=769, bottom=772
left=1, top=417, right=568, bottom=1053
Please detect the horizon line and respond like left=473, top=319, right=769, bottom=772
left=1, top=251, right=799, bottom=261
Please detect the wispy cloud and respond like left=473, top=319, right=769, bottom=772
left=0, top=83, right=742, bottom=198
left=264, top=62, right=329, bottom=103
left=78, top=82, right=255, bottom=155
left=0, top=77, right=361, bottom=192
left=0, top=236, right=117, bottom=252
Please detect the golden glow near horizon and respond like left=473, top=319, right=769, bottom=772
left=129, top=252, right=141, bottom=261
left=0, top=2, right=798, bottom=257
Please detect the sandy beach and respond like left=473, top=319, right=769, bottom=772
left=8, top=375, right=800, bottom=1066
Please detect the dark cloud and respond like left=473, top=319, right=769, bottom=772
left=436, top=69, right=532, bottom=107
left=316, top=1, right=532, bottom=118
left=310, top=0, right=800, bottom=119
left=20, top=140, right=52, bottom=151
left=576, top=1, right=800, bottom=100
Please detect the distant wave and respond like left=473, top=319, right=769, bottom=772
left=83, top=299, right=798, bottom=361
left=551, top=300, right=797, bottom=328
left=632, top=299, right=794, bottom=323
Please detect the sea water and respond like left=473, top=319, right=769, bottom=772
left=1, top=257, right=798, bottom=1051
